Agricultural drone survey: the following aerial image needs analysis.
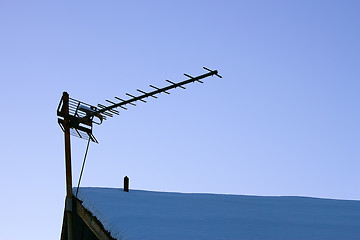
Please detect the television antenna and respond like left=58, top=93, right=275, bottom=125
left=57, top=67, right=221, bottom=240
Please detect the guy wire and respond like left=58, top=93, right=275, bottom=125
left=76, top=137, right=91, bottom=197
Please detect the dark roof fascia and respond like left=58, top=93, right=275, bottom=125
left=75, top=196, right=116, bottom=240
left=60, top=196, right=116, bottom=240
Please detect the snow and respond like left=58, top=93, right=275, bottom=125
left=74, top=187, right=360, bottom=240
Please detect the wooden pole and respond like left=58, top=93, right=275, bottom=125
left=62, top=92, right=74, bottom=240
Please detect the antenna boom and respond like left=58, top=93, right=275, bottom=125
left=95, top=69, right=220, bottom=115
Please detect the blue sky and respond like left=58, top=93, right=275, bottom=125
left=0, top=1, right=359, bottom=239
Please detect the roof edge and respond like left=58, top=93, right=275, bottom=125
left=75, top=197, right=116, bottom=240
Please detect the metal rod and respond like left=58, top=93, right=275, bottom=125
left=137, top=89, right=147, bottom=94
left=166, top=80, right=186, bottom=89
left=203, top=66, right=222, bottom=78
left=105, top=100, right=125, bottom=111
left=73, top=102, right=81, bottom=116
left=115, top=97, right=136, bottom=106
left=184, top=73, right=203, bottom=83
left=126, top=93, right=146, bottom=103
left=138, top=89, right=157, bottom=98
left=95, top=70, right=220, bottom=114
left=150, top=85, right=170, bottom=94
left=105, top=100, right=116, bottom=105
left=102, top=102, right=120, bottom=114
left=76, top=137, right=91, bottom=198
left=74, top=128, right=82, bottom=138
left=97, top=104, right=114, bottom=117
left=97, top=109, right=113, bottom=117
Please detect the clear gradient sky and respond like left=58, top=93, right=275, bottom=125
left=1, top=1, right=359, bottom=239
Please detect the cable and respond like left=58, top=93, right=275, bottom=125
left=76, top=137, right=91, bottom=197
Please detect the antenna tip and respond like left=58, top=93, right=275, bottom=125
left=213, top=70, right=222, bottom=78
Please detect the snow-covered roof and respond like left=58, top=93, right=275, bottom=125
left=75, top=187, right=360, bottom=240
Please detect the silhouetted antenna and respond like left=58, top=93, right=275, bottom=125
left=57, top=67, right=221, bottom=143
left=57, top=67, right=221, bottom=240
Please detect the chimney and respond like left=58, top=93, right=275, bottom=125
left=124, top=176, right=129, bottom=192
